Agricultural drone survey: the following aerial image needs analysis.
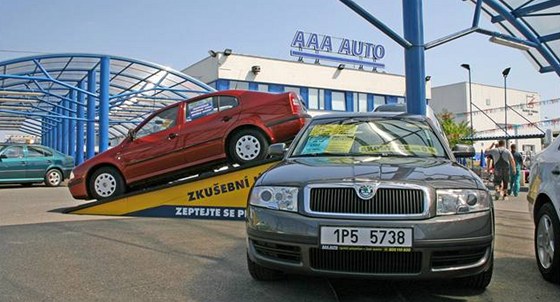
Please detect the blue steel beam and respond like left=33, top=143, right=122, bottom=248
left=483, top=0, right=560, bottom=76
left=76, top=81, right=85, bottom=165
left=339, top=0, right=412, bottom=49
left=57, top=106, right=62, bottom=152
left=99, top=57, right=110, bottom=153
left=403, top=0, right=427, bottom=116
left=62, top=98, right=69, bottom=154
left=87, top=70, right=96, bottom=159
left=68, top=90, right=76, bottom=159
left=491, top=0, right=560, bottom=23
left=540, top=32, right=560, bottom=42
left=472, top=0, right=484, bottom=27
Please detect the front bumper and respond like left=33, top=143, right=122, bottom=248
left=68, top=176, right=88, bottom=199
left=247, top=206, right=494, bottom=279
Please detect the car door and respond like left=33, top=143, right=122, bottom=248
left=119, top=105, right=182, bottom=183
left=0, top=145, right=26, bottom=181
left=180, top=95, right=241, bottom=166
left=24, top=145, right=53, bottom=180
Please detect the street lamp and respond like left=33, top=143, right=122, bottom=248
left=461, top=63, right=473, bottom=168
left=502, top=67, right=511, bottom=145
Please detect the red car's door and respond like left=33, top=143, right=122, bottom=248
left=178, top=95, right=241, bottom=166
left=119, top=105, right=182, bottom=183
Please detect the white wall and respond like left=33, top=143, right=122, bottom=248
left=432, top=82, right=542, bottom=152
left=183, top=53, right=432, bottom=99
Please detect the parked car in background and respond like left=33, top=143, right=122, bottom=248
left=0, top=144, right=74, bottom=187
left=69, top=90, right=310, bottom=200
left=527, top=135, right=560, bottom=284
left=246, top=112, right=494, bottom=289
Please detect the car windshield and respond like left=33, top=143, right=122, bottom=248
left=291, top=118, right=447, bottom=158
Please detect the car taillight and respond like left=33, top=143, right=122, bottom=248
left=289, top=93, right=303, bottom=114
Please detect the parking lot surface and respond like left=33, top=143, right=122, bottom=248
left=0, top=185, right=558, bottom=301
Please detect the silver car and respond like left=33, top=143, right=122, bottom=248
left=527, top=136, right=560, bottom=284
left=246, top=113, right=494, bottom=289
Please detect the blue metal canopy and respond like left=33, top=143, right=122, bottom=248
left=467, top=0, right=560, bottom=76
left=0, top=54, right=214, bottom=164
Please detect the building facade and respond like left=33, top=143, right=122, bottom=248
left=430, top=82, right=542, bottom=153
left=182, top=52, right=431, bottom=113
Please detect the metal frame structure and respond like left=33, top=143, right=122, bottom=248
left=340, top=0, right=560, bottom=116
left=0, top=54, right=214, bottom=164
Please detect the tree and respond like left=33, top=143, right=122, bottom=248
left=437, top=110, right=474, bottom=148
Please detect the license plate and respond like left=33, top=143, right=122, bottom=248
left=320, top=227, right=413, bottom=247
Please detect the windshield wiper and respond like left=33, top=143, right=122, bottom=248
left=292, top=152, right=359, bottom=158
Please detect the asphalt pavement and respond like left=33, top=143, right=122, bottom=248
left=0, top=185, right=558, bottom=301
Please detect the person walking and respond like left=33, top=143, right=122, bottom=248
left=485, top=140, right=516, bottom=200
left=509, top=144, right=523, bottom=197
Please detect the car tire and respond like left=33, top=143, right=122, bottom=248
left=44, top=169, right=63, bottom=187
left=462, top=255, right=493, bottom=289
left=247, top=253, right=283, bottom=281
left=89, top=166, right=126, bottom=200
left=535, top=203, right=560, bottom=284
left=228, top=129, right=269, bottom=165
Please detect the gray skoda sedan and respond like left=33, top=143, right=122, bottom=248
left=246, top=113, right=494, bottom=289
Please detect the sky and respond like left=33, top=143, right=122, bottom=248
left=0, top=0, right=558, bottom=139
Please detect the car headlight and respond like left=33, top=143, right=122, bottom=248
left=436, top=189, right=491, bottom=215
left=249, top=186, right=298, bottom=212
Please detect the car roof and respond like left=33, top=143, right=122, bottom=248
left=310, top=111, right=427, bottom=121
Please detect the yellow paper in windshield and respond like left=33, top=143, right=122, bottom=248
left=360, top=144, right=437, bottom=155
left=309, top=124, right=358, bottom=137
left=302, top=124, right=357, bottom=154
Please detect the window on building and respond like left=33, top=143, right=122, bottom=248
left=285, top=86, right=300, bottom=95
left=373, top=95, right=385, bottom=109
left=230, top=81, right=249, bottom=90
left=397, top=97, right=405, bottom=104
left=308, top=88, right=319, bottom=109
left=486, top=99, right=491, bottom=106
left=353, top=93, right=368, bottom=112
left=331, top=91, right=346, bottom=111
left=258, top=84, right=268, bottom=92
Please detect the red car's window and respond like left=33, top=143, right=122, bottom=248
left=136, top=106, right=178, bottom=138
left=186, top=97, right=219, bottom=121
left=217, top=96, right=238, bottom=111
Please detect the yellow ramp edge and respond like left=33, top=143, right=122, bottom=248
left=68, top=161, right=279, bottom=219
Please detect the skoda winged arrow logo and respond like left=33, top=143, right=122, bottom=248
left=357, top=185, right=375, bottom=200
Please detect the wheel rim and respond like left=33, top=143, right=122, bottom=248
left=235, top=135, right=261, bottom=161
left=537, top=213, right=555, bottom=269
left=94, top=173, right=117, bottom=198
left=47, top=171, right=61, bottom=186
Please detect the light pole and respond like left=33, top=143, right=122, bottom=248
left=461, top=63, right=473, bottom=168
left=502, top=67, right=511, bottom=145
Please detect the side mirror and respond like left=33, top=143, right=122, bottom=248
left=452, top=144, right=475, bottom=158
left=0, top=154, right=6, bottom=160
left=268, top=143, right=287, bottom=157
left=127, top=129, right=135, bottom=141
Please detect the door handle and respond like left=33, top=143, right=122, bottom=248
left=222, top=116, right=232, bottom=122
left=168, top=133, right=178, bottom=140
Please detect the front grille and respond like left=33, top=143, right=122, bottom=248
left=310, top=249, right=422, bottom=274
left=309, top=187, right=425, bottom=215
left=252, top=240, right=301, bottom=263
left=431, top=247, right=488, bottom=268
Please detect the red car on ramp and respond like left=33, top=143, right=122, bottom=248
left=69, top=90, right=309, bottom=200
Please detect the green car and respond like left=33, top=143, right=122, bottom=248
left=0, top=144, right=74, bottom=187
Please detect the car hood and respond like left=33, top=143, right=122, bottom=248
left=258, top=156, right=484, bottom=190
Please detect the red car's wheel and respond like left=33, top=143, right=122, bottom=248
left=228, top=129, right=269, bottom=165
left=89, top=167, right=126, bottom=200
